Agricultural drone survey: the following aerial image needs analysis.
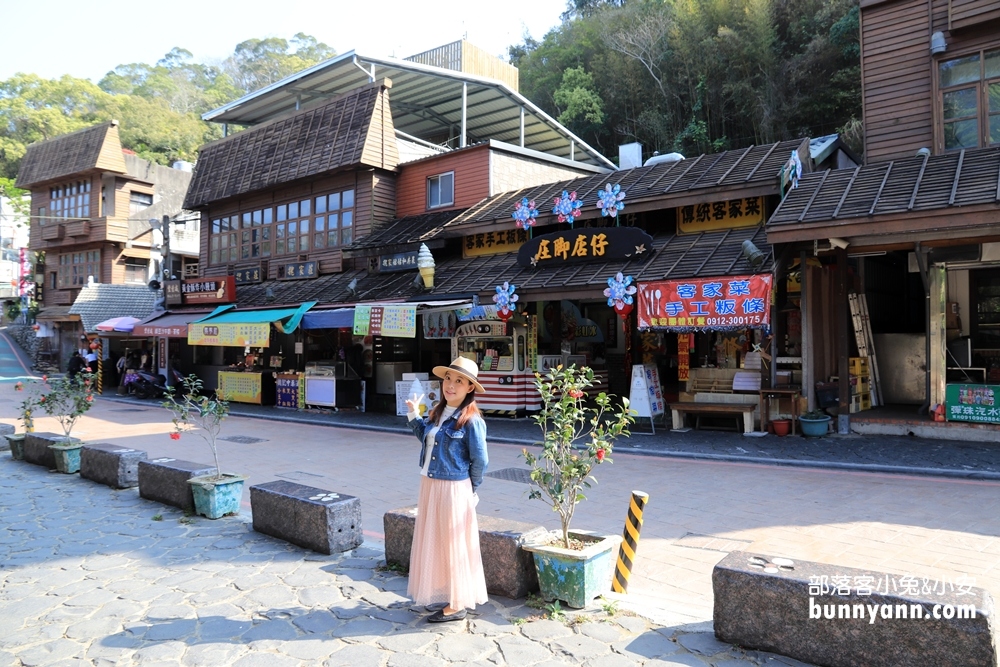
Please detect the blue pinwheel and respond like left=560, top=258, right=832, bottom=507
left=552, top=190, right=583, bottom=225
left=511, top=197, right=539, bottom=229
left=597, top=183, right=626, bottom=217
left=603, top=272, right=637, bottom=319
left=493, top=282, right=519, bottom=322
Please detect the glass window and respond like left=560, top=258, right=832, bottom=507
left=427, top=173, right=454, bottom=209
left=276, top=204, right=287, bottom=222
left=300, top=199, right=311, bottom=217
left=939, top=49, right=1000, bottom=150
left=288, top=202, right=298, bottom=219
left=315, top=196, right=327, bottom=214
left=940, top=54, right=980, bottom=88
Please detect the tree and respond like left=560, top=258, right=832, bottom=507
left=223, top=35, right=336, bottom=95
left=554, top=67, right=606, bottom=138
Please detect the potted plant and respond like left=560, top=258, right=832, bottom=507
left=162, top=375, right=245, bottom=519
left=8, top=381, right=37, bottom=460
left=521, top=364, right=635, bottom=608
left=38, top=372, right=95, bottom=473
left=799, top=409, right=832, bottom=437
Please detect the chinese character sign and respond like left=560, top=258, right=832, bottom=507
left=946, top=384, right=1000, bottom=424
left=638, top=274, right=772, bottom=330
left=353, top=305, right=417, bottom=338
left=677, top=197, right=764, bottom=234
left=463, top=229, right=529, bottom=258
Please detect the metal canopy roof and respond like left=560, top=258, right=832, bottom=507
left=202, top=51, right=615, bottom=169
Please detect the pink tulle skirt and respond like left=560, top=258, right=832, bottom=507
left=407, top=476, right=488, bottom=611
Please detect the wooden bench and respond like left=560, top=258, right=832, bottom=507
left=669, top=402, right=755, bottom=434
left=714, top=551, right=998, bottom=667
left=249, top=481, right=362, bottom=554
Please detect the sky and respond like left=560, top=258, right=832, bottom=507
left=1, top=0, right=569, bottom=83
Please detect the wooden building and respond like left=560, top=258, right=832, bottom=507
left=766, top=0, right=1000, bottom=438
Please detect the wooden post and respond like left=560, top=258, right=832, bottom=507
left=836, top=248, right=850, bottom=434
left=801, top=251, right=814, bottom=412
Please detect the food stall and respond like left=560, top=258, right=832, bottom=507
left=451, top=320, right=541, bottom=415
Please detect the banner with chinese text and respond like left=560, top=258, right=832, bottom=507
left=677, top=197, right=764, bottom=234
left=353, top=305, right=417, bottom=338
left=945, top=384, right=1000, bottom=424
left=517, top=227, right=653, bottom=268
left=188, top=322, right=270, bottom=347
left=638, top=274, right=772, bottom=331
left=463, top=229, right=528, bottom=258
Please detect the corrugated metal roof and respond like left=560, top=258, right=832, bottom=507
left=201, top=51, right=615, bottom=169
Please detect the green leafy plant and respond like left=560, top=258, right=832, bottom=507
left=37, top=372, right=96, bottom=441
left=599, top=596, right=620, bottom=616
left=14, top=381, right=37, bottom=433
left=543, top=600, right=566, bottom=621
left=162, top=375, right=230, bottom=481
left=801, top=409, right=830, bottom=420
left=152, top=514, right=163, bottom=521
left=522, top=365, right=635, bottom=549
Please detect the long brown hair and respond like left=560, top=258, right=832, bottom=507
left=428, top=391, right=481, bottom=428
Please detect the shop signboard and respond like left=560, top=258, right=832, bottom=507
left=281, top=261, right=317, bottom=280
left=945, top=384, right=1000, bottom=424
left=638, top=274, right=772, bottom=330
left=379, top=251, right=419, bottom=272
left=353, top=304, right=417, bottom=338
left=629, top=364, right=665, bottom=418
left=677, top=197, right=764, bottom=234
left=518, top=227, right=653, bottom=268
left=188, top=322, right=270, bottom=347
left=234, top=265, right=264, bottom=285
left=463, top=229, right=528, bottom=258
left=168, top=276, right=236, bottom=305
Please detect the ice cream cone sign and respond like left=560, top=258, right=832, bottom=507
left=417, top=244, right=435, bottom=289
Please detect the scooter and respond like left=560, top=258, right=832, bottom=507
left=127, top=370, right=167, bottom=400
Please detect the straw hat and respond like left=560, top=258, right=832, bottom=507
left=433, top=356, right=486, bottom=394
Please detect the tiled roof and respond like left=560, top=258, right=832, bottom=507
left=15, top=122, right=127, bottom=189
left=69, top=283, right=160, bottom=333
left=246, top=225, right=771, bottom=308
left=442, top=139, right=806, bottom=230
left=769, top=147, right=1000, bottom=231
left=345, top=209, right=466, bottom=253
left=184, top=80, right=398, bottom=209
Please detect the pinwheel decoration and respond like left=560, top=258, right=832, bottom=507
left=604, top=272, right=637, bottom=321
left=493, top=282, right=519, bottom=323
left=511, top=197, right=539, bottom=229
left=552, top=190, right=583, bottom=225
left=597, top=183, right=626, bottom=218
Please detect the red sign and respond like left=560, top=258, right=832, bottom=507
left=178, top=276, right=236, bottom=305
left=133, top=323, right=187, bottom=338
left=638, top=274, right=772, bottom=330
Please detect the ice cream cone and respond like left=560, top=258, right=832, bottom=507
left=419, top=266, right=434, bottom=288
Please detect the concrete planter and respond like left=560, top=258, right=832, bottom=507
left=49, top=441, right=84, bottom=474
left=523, top=531, right=621, bottom=609
left=6, top=434, right=26, bottom=460
left=188, top=474, right=246, bottom=519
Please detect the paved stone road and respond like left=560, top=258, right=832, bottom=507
left=0, top=459, right=814, bottom=667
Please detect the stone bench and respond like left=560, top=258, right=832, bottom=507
left=713, top=551, right=998, bottom=667
left=80, top=444, right=147, bottom=489
left=23, top=432, right=67, bottom=469
left=384, top=505, right=548, bottom=599
left=250, top=481, right=362, bottom=554
left=138, top=458, right=216, bottom=512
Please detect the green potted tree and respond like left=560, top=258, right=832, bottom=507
left=39, top=373, right=96, bottom=473
left=162, top=375, right=245, bottom=519
left=8, top=381, right=37, bottom=460
left=521, top=364, right=635, bottom=608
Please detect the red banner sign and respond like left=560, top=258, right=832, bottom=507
left=638, top=274, right=772, bottom=330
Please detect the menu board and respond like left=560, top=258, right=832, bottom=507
left=354, top=305, right=417, bottom=338
left=629, top=364, right=665, bottom=418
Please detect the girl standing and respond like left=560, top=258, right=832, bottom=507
left=405, top=356, right=489, bottom=622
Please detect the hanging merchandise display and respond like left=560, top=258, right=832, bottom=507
left=493, top=282, right=519, bottom=323
left=552, top=190, right=583, bottom=225
left=597, top=183, right=626, bottom=218
left=511, top=197, right=539, bottom=230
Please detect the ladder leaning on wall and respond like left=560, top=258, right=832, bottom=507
left=848, top=292, right=883, bottom=406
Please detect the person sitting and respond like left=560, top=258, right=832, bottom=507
left=67, top=352, right=86, bottom=380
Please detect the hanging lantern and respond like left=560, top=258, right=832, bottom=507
left=552, top=190, right=583, bottom=226
left=493, top=282, right=519, bottom=323
left=604, top=272, right=637, bottom=322
left=89, top=341, right=99, bottom=350
left=597, top=183, right=626, bottom=218
left=511, top=197, right=539, bottom=230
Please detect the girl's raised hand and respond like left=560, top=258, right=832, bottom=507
left=405, top=393, right=425, bottom=412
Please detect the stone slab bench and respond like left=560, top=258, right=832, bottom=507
left=249, top=481, right=362, bottom=555
left=669, top=402, right=754, bottom=434
left=138, top=458, right=216, bottom=512
left=80, top=444, right=147, bottom=489
left=23, top=432, right=67, bottom=469
left=713, top=551, right=998, bottom=667
left=384, top=505, right=548, bottom=599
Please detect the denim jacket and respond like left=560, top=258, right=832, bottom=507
left=408, top=412, right=489, bottom=491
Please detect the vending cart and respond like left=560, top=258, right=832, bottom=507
left=451, top=321, right=541, bottom=415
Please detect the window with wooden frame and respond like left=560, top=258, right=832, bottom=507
left=57, top=250, right=100, bottom=287
left=207, top=187, right=355, bottom=265
left=49, top=180, right=91, bottom=220
left=123, top=258, right=148, bottom=285
left=939, top=48, right=1000, bottom=150
left=427, top=172, right=454, bottom=209
left=128, top=191, right=153, bottom=218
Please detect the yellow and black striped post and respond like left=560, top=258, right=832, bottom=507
left=612, top=490, right=649, bottom=593
left=94, top=340, right=103, bottom=394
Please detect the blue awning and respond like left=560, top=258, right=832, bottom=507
left=193, top=301, right=317, bottom=334
left=302, top=308, right=356, bottom=330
